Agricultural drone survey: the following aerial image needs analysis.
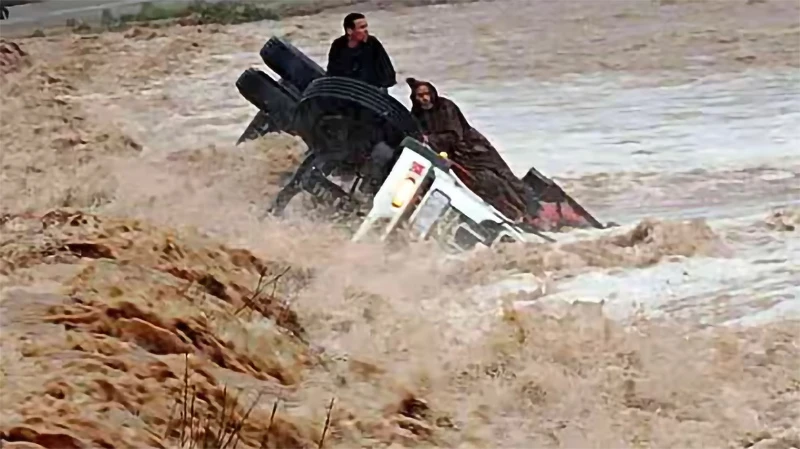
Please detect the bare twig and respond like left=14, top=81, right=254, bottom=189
left=189, top=385, right=197, bottom=448
left=252, top=268, right=269, bottom=299
left=223, top=389, right=266, bottom=449
left=180, top=353, right=190, bottom=447
left=202, top=417, right=212, bottom=449
left=163, top=397, right=179, bottom=440
left=217, top=385, right=228, bottom=444
left=234, top=269, right=267, bottom=316
left=318, top=397, right=335, bottom=449
left=214, top=386, right=239, bottom=448
left=269, top=266, right=291, bottom=298
left=189, top=414, right=203, bottom=449
left=259, top=399, right=280, bottom=449
left=163, top=348, right=281, bottom=449
left=219, top=389, right=241, bottom=446
left=234, top=266, right=291, bottom=316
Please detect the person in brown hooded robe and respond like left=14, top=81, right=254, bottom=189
left=406, top=77, right=541, bottom=222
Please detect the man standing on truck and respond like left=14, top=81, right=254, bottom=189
left=326, top=13, right=399, bottom=195
left=326, top=12, right=397, bottom=93
left=406, top=77, right=543, bottom=223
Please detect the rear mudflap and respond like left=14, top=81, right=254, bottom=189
left=521, top=167, right=605, bottom=231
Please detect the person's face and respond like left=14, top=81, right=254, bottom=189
left=415, top=85, right=434, bottom=110
left=347, top=18, right=369, bottom=42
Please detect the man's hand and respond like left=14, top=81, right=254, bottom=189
left=422, top=135, right=429, bottom=144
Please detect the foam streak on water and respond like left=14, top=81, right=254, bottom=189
left=445, top=69, right=800, bottom=178
left=78, top=34, right=800, bottom=331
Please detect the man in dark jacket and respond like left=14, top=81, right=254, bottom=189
left=406, top=77, right=542, bottom=223
left=326, top=13, right=397, bottom=92
left=325, top=13, right=399, bottom=194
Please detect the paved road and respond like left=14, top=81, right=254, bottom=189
left=0, top=0, right=225, bottom=35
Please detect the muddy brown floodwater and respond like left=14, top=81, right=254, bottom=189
left=1, top=1, right=799, bottom=448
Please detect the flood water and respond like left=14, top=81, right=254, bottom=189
left=80, top=15, right=799, bottom=330
left=3, top=1, right=800, bottom=447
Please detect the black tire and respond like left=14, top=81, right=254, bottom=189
left=236, top=68, right=300, bottom=126
left=235, top=68, right=304, bottom=145
left=260, top=36, right=326, bottom=94
left=293, top=77, right=422, bottom=158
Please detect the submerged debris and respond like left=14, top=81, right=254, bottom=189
left=765, top=208, right=799, bottom=232
left=0, top=40, right=29, bottom=75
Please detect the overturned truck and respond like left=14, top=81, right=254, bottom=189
left=235, top=36, right=605, bottom=250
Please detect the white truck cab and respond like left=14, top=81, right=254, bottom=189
left=352, top=137, right=553, bottom=252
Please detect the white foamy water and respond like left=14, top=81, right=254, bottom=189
left=443, top=69, right=800, bottom=178
left=104, top=51, right=800, bottom=218
left=414, top=71, right=798, bottom=326
left=72, top=14, right=799, bottom=333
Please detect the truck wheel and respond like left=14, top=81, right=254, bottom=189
left=292, top=77, right=423, bottom=159
left=259, top=36, right=326, bottom=94
left=236, top=68, right=300, bottom=123
left=235, top=68, right=308, bottom=144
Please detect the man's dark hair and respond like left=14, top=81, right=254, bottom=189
left=343, top=12, right=365, bottom=32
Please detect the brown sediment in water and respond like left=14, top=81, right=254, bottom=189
left=1, top=1, right=799, bottom=448
left=764, top=207, right=800, bottom=233
left=0, top=40, right=30, bottom=75
left=2, top=209, right=798, bottom=449
left=161, top=135, right=308, bottom=198
left=0, top=210, right=445, bottom=448
left=0, top=210, right=310, bottom=447
left=0, top=45, right=142, bottom=213
left=457, top=218, right=730, bottom=285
